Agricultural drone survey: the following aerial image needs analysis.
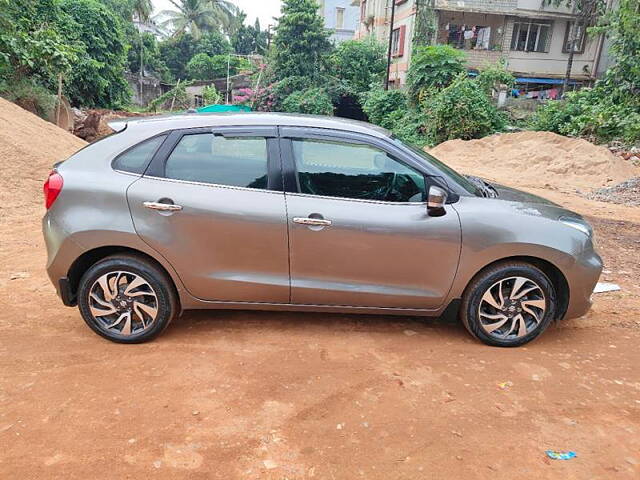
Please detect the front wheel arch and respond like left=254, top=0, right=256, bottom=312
left=462, top=256, right=570, bottom=322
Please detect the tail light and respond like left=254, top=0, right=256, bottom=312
left=43, top=170, right=64, bottom=209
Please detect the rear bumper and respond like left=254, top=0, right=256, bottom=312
left=58, top=277, right=77, bottom=306
left=563, top=246, right=602, bottom=320
left=43, top=214, right=83, bottom=306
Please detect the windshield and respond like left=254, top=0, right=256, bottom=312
left=392, top=137, right=482, bottom=196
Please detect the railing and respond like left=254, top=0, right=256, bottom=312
left=463, top=49, right=507, bottom=69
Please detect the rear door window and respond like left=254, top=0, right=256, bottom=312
left=113, top=135, right=167, bottom=174
left=164, top=133, right=269, bottom=190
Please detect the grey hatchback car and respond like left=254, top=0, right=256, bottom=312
left=42, top=113, right=602, bottom=346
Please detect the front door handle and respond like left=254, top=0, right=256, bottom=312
left=293, top=217, right=332, bottom=226
left=143, top=201, right=183, bottom=212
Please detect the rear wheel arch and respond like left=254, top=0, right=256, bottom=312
left=67, top=246, right=181, bottom=309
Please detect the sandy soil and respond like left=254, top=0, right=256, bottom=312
left=1, top=101, right=639, bottom=479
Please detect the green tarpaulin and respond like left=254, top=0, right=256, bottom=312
left=196, top=104, right=251, bottom=113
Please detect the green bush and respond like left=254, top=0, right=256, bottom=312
left=476, top=60, right=515, bottom=95
left=330, top=38, right=387, bottom=95
left=530, top=0, right=640, bottom=145
left=361, top=88, right=409, bottom=128
left=0, top=78, right=57, bottom=118
left=407, top=45, right=466, bottom=102
left=202, top=85, right=221, bottom=105
left=423, top=76, right=506, bottom=144
left=262, top=76, right=310, bottom=111
left=282, top=87, right=334, bottom=116
left=361, top=89, right=428, bottom=145
left=531, top=87, right=640, bottom=144
left=147, top=80, right=192, bottom=112
left=60, top=0, right=131, bottom=108
left=186, top=53, right=250, bottom=81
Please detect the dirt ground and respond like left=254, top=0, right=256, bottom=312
left=1, top=101, right=639, bottom=479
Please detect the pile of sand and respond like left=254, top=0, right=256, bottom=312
left=429, top=131, right=639, bottom=192
left=0, top=97, right=86, bottom=222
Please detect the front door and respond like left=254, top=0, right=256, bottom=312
left=282, top=133, right=461, bottom=309
left=127, top=127, right=290, bottom=303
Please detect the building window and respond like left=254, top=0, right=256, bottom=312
left=510, top=20, right=552, bottom=53
left=360, top=0, right=366, bottom=22
left=336, top=7, right=345, bottom=29
left=563, top=21, right=586, bottom=53
left=391, top=25, right=406, bottom=56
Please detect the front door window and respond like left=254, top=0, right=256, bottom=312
left=291, top=138, right=426, bottom=203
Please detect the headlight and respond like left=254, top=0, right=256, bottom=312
left=559, top=216, right=593, bottom=237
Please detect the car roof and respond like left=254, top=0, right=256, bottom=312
left=108, top=112, right=392, bottom=139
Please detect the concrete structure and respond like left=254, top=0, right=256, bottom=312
left=353, top=0, right=611, bottom=88
left=318, top=0, right=360, bottom=43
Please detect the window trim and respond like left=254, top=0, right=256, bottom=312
left=144, top=126, right=283, bottom=192
left=335, top=7, right=345, bottom=30
left=562, top=21, right=586, bottom=54
left=510, top=19, right=552, bottom=53
left=279, top=129, right=431, bottom=205
left=391, top=25, right=406, bottom=57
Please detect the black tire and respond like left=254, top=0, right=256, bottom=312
left=460, top=261, right=556, bottom=347
left=77, top=254, right=178, bottom=343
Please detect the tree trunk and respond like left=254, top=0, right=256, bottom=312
left=561, top=43, right=576, bottom=97
left=139, top=31, right=144, bottom=103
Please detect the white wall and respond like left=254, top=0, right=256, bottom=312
left=320, top=0, right=360, bottom=43
left=506, top=17, right=599, bottom=78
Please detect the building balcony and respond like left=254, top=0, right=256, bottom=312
left=463, top=49, right=507, bottom=69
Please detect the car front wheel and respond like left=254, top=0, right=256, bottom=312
left=77, top=255, right=177, bottom=343
left=461, top=262, right=556, bottom=347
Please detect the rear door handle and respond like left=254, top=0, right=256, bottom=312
left=143, top=201, right=183, bottom=212
left=293, top=217, right=332, bottom=226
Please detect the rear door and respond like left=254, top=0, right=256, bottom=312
left=281, top=128, right=461, bottom=310
left=127, top=126, right=290, bottom=303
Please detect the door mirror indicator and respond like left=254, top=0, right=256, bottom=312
left=427, top=185, right=448, bottom=216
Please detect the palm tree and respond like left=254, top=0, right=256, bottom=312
left=132, top=0, right=153, bottom=99
left=159, top=0, right=237, bottom=39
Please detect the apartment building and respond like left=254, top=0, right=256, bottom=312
left=353, top=0, right=610, bottom=89
left=318, top=0, right=360, bottom=44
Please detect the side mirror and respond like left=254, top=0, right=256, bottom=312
left=427, top=185, right=448, bottom=216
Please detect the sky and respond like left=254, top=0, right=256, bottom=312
left=153, top=0, right=283, bottom=28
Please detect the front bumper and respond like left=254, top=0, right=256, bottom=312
left=563, top=246, right=602, bottom=320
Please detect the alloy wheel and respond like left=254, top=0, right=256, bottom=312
left=477, top=276, right=546, bottom=340
left=88, top=271, right=158, bottom=336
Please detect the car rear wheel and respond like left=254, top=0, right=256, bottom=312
left=460, top=262, right=556, bottom=347
left=77, top=255, right=177, bottom=343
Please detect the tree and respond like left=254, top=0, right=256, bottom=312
left=272, top=0, right=332, bottom=81
left=128, top=32, right=172, bottom=82
left=0, top=0, right=76, bottom=82
left=131, top=0, right=153, bottom=99
left=331, top=38, right=386, bottom=94
left=185, top=53, right=249, bottom=80
left=159, top=0, right=236, bottom=39
left=159, top=32, right=230, bottom=79
left=60, top=0, right=130, bottom=107
left=545, top=0, right=605, bottom=95
left=232, top=16, right=268, bottom=55
left=406, top=45, right=466, bottom=102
